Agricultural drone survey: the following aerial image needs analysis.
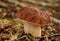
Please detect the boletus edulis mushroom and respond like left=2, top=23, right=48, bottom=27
left=16, top=7, right=52, bottom=37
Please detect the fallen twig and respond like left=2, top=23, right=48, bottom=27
left=51, top=17, right=60, bottom=25
left=41, top=34, right=60, bottom=39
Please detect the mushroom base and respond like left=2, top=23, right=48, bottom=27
left=24, top=21, right=41, bottom=37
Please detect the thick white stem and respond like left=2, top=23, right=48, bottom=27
left=24, top=21, right=41, bottom=37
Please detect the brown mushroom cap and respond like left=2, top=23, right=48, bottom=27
left=16, top=7, right=52, bottom=26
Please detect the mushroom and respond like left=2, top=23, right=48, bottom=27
left=16, top=7, right=52, bottom=37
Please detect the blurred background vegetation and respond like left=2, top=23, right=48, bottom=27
left=0, top=0, right=60, bottom=41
